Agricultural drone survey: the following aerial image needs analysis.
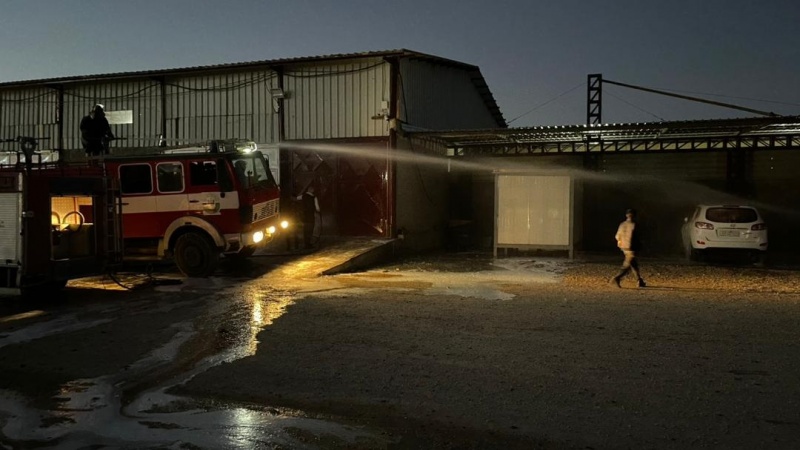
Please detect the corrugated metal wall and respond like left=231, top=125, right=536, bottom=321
left=63, top=80, right=163, bottom=149
left=165, top=70, right=279, bottom=145
left=1, top=70, right=282, bottom=152
left=0, top=87, right=59, bottom=152
left=2, top=56, right=497, bottom=152
left=283, top=60, right=391, bottom=140
left=0, top=56, right=502, bottom=247
left=399, top=59, right=497, bottom=130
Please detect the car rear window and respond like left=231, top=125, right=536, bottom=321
left=705, top=207, right=758, bottom=223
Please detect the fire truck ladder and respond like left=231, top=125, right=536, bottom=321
left=103, top=174, right=124, bottom=268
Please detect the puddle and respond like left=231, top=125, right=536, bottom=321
left=308, top=258, right=569, bottom=301
left=0, top=285, right=388, bottom=449
left=2, top=377, right=382, bottom=449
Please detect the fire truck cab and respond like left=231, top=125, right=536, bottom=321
left=105, top=139, right=284, bottom=277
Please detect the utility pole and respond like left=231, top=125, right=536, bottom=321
left=587, top=74, right=603, bottom=125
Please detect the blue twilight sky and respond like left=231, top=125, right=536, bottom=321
left=1, top=0, right=798, bottom=127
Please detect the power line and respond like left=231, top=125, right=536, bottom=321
left=604, top=88, right=665, bottom=121
left=637, top=87, right=800, bottom=109
left=506, top=82, right=583, bottom=125
left=603, top=79, right=778, bottom=117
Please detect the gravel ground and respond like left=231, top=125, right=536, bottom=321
left=565, top=260, right=800, bottom=293
left=173, top=254, right=800, bottom=449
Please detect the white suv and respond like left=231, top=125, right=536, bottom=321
left=682, top=204, right=768, bottom=263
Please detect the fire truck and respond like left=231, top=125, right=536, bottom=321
left=105, top=139, right=285, bottom=277
left=0, top=137, right=284, bottom=296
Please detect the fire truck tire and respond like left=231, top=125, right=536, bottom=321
left=174, top=231, right=220, bottom=277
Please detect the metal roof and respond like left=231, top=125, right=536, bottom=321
left=408, top=116, right=800, bottom=155
left=0, top=49, right=506, bottom=128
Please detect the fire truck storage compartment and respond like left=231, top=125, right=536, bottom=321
left=0, top=174, right=23, bottom=288
left=51, top=195, right=96, bottom=260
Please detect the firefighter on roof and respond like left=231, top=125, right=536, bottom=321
left=80, top=104, right=115, bottom=156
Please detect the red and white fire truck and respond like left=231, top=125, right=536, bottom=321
left=0, top=138, right=284, bottom=296
left=105, top=138, right=285, bottom=277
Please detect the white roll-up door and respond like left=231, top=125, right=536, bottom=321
left=495, top=173, right=573, bottom=257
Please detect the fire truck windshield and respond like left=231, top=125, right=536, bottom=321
left=231, top=152, right=277, bottom=189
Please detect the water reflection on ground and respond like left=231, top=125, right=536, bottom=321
left=0, top=275, right=387, bottom=449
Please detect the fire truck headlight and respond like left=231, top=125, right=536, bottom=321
left=252, top=230, right=264, bottom=244
left=267, top=226, right=276, bottom=235
left=280, top=220, right=289, bottom=229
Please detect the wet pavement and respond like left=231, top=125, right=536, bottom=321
left=0, top=238, right=400, bottom=449
left=2, top=239, right=800, bottom=449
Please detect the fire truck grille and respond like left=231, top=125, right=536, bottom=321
left=253, top=199, right=279, bottom=222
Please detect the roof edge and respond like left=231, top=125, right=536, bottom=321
left=0, top=49, right=469, bottom=87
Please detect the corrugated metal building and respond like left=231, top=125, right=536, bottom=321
left=0, top=50, right=506, bottom=250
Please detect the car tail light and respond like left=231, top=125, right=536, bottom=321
left=694, top=221, right=714, bottom=230
left=751, top=223, right=767, bottom=231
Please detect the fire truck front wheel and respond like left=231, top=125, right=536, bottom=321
left=174, top=231, right=220, bottom=277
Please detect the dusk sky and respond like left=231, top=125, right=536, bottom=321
left=1, top=0, right=798, bottom=127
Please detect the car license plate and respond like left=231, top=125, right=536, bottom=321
left=718, top=229, right=741, bottom=237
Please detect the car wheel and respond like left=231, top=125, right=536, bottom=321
left=174, top=231, right=219, bottom=277
left=683, top=239, right=697, bottom=262
left=752, top=251, right=768, bottom=267
left=688, top=248, right=702, bottom=262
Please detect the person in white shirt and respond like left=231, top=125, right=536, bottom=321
left=610, top=208, right=646, bottom=288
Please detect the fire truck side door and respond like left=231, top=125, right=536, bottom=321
left=118, top=163, right=160, bottom=238
left=186, top=160, right=222, bottom=215
left=154, top=162, right=191, bottom=223
left=188, top=192, right=221, bottom=215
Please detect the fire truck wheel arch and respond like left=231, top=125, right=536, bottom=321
left=159, top=216, right=225, bottom=257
